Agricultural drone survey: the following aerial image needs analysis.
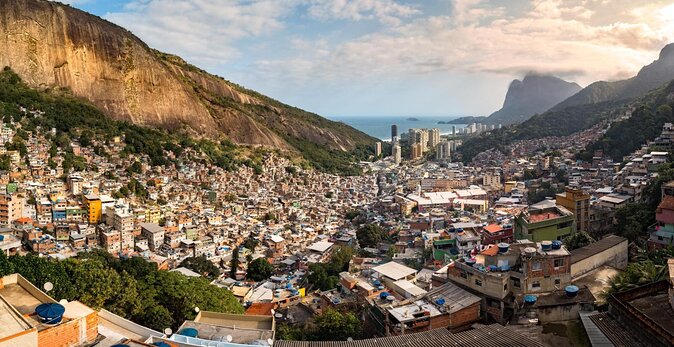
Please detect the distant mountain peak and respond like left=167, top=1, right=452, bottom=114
left=658, top=42, right=674, bottom=61
left=486, top=74, right=581, bottom=125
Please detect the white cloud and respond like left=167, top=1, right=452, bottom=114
left=249, top=0, right=673, bottom=89
left=305, top=0, right=420, bottom=26
left=105, top=0, right=291, bottom=65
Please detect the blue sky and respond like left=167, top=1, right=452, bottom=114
left=57, top=0, right=674, bottom=119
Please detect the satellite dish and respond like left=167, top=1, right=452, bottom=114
left=43, top=282, right=53, bottom=292
left=59, top=299, right=68, bottom=305
left=226, top=335, right=233, bottom=342
left=267, top=339, right=274, bottom=345
left=194, top=307, right=200, bottom=313
left=164, top=328, right=173, bottom=335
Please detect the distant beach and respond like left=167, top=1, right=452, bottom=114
left=331, top=116, right=468, bottom=141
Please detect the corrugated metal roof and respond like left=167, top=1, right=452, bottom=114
left=275, top=325, right=548, bottom=347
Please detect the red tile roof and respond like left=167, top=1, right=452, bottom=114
left=483, top=224, right=503, bottom=234
left=481, top=245, right=499, bottom=256
left=245, top=302, right=277, bottom=316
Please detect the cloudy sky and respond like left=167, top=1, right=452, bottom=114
left=58, top=0, right=674, bottom=118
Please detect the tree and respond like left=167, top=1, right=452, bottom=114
left=563, top=232, right=595, bottom=250
left=600, top=261, right=668, bottom=300
left=247, top=258, right=274, bottom=282
left=230, top=247, right=240, bottom=279
left=180, top=256, right=220, bottom=280
left=312, top=309, right=362, bottom=341
left=614, top=203, right=654, bottom=243
left=307, top=263, right=338, bottom=291
left=0, top=154, right=10, bottom=171
left=356, top=224, right=386, bottom=248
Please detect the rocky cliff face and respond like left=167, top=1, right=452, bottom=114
left=0, top=0, right=374, bottom=151
left=486, top=73, right=581, bottom=125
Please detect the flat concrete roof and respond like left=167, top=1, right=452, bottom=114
left=0, top=295, right=32, bottom=340
left=0, top=283, right=43, bottom=316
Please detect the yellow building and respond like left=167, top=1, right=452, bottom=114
left=82, top=194, right=102, bottom=225
left=145, top=207, right=162, bottom=224
left=556, top=187, right=590, bottom=233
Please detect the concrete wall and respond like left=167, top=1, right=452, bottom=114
left=0, top=329, right=37, bottom=347
left=447, top=262, right=509, bottom=300
left=570, top=239, right=628, bottom=278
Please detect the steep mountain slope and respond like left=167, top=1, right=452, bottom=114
left=485, top=73, right=581, bottom=125
left=552, top=43, right=674, bottom=111
left=0, top=0, right=375, bottom=154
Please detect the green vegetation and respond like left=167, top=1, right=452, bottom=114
left=0, top=66, right=371, bottom=175
left=307, top=246, right=354, bottom=291
left=458, top=100, right=627, bottom=162
left=601, top=260, right=669, bottom=299
left=563, top=232, right=595, bottom=251
left=356, top=224, right=387, bottom=248
left=0, top=251, right=243, bottom=331
left=578, top=102, right=674, bottom=162
left=527, top=182, right=563, bottom=204
left=179, top=256, right=221, bottom=280
left=153, top=52, right=376, bottom=176
left=277, top=308, right=363, bottom=341
left=247, top=258, right=274, bottom=282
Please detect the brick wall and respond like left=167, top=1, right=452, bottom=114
left=38, top=319, right=81, bottom=347
left=37, top=312, right=98, bottom=347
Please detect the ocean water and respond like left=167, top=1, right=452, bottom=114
left=331, top=116, right=468, bottom=141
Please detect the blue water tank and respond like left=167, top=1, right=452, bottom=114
left=551, top=241, right=562, bottom=250
left=373, top=280, right=381, bottom=286
left=541, top=241, right=552, bottom=251
left=565, top=285, right=579, bottom=297
left=379, top=292, right=390, bottom=299
left=35, top=303, right=65, bottom=325
left=435, top=298, right=445, bottom=305
left=465, top=258, right=476, bottom=265
left=523, top=295, right=537, bottom=304
left=488, top=265, right=499, bottom=272
left=497, top=243, right=509, bottom=253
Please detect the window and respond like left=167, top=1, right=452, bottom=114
left=532, top=281, right=541, bottom=289
left=503, top=283, right=508, bottom=291
left=554, top=259, right=564, bottom=268
left=512, top=278, right=520, bottom=288
left=531, top=261, right=542, bottom=271
left=554, top=279, right=561, bottom=285
left=475, top=279, right=482, bottom=286
left=460, top=271, right=468, bottom=279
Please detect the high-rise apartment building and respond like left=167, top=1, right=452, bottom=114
left=375, top=142, right=382, bottom=158
left=428, top=128, right=440, bottom=149
left=391, top=124, right=398, bottom=141
left=392, top=143, right=402, bottom=164
left=410, top=143, right=424, bottom=160
left=436, top=141, right=451, bottom=160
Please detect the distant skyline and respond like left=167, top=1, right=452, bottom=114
left=55, top=0, right=674, bottom=118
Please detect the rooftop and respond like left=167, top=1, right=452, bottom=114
left=0, top=294, right=33, bottom=341
left=307, top=241, right=334, bottom=253
left=570, top=235, right=627, bottom=264
left=372, top=262, right=417, bottom=281
left=275, top=325, right=547, bottom=347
